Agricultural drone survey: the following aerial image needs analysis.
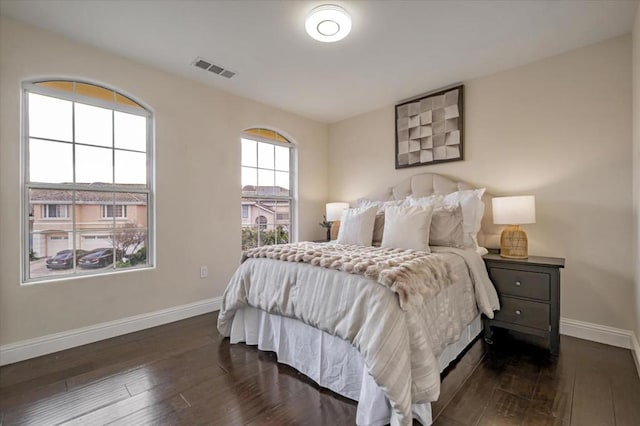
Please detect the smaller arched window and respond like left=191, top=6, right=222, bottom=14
left=241, top=128, right=295, bottom=249
left=255, top=216, right=268, bottom=230
left=22, top=80, right=154, bottom=283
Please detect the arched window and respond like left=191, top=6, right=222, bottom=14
left=22, top=80, right=154, bottom=282
left=241, top=128, right=295, bottom=249
left=255, top=215, right=268, bottom=230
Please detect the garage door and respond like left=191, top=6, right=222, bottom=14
left=47, top=235, right=70, bottom=256
left=81, top=235, right=113, bottom=251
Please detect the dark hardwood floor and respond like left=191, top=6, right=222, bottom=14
left=1, top=312, right=639, bottom=425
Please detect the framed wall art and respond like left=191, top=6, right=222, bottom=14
left=395, top=84, right=464, bottom=169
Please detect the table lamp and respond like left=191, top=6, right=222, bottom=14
left=492, top=196, right=536, bottom=259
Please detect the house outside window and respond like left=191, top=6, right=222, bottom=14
left=23, top=80, right=154, bottom=282
left=241, top=128, right=295, bottom=250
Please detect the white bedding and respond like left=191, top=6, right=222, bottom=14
left=230, top=308, right=482, bottom=426
left=218, top=246, right=498, bottom=426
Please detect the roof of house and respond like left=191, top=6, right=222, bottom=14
left=30, top=186, right=147, bottom=204
left=242, top=185, right=289, bottom=197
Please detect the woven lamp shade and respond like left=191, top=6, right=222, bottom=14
left=492, top=196, right=536, bottom=259
left=330, top=221, right=340, bottom=241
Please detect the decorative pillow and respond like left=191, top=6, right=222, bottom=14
left=332, top=213, right=385, bottom=243
left=408, top=195, right=465, bottom=247
left=336, top=206, right=378, bottom=246
left=430, top=204, right=465, bottom=247
left=381, top=205, right=434, bottom=252
left=442, top=189, right=485, bottom=248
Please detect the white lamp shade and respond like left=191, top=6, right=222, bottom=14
left=492, top=196, right=536, bottom=225
left=326, top=202, right=349, bottom=222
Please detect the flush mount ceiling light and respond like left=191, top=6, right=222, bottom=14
left=305, top=4, right=352, bottom=43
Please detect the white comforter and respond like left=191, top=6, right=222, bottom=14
left=217, top=247, right=498, bottom=426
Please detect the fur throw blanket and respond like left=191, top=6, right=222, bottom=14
left=242, top=242, right=452, bottom=309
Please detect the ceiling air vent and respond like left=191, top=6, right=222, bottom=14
left=192, top=57, right=237, bottom=79
left=194, top=59, right=212, bottom=70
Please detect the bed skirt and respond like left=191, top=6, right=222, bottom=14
left=229, top=307, right=482, bottom=426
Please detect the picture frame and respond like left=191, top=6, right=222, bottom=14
left=395, top=84, right=464, bottom=169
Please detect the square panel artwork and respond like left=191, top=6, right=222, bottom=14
left=395, top=85, right=464, bottom=168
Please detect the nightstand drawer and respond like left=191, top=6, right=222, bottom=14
left=488, top=267, right=550, bottom=301
left=494, top=297, right=549, bottom=330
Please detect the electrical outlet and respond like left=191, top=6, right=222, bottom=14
left=200, top=265, right=208, bottom=279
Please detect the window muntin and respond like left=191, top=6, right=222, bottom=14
left=241, top=129, right=294, bottom=250
left=23, top=80, right=153, bottom=282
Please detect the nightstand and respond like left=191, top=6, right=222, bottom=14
left=482, top=253, right=565, bottom=355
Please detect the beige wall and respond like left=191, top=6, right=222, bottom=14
left=329, top=36, right=635, bottom=331
left=633, top=5, right=640, bottom=341
left=0, top=17, right=329, bottom=345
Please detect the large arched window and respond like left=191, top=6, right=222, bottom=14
left=241, top=128, right=295, bottom=250
left=22, top=80, right=154, bottom=282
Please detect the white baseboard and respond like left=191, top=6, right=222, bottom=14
left=0, top=297, right=222, bottom=366
left=632, top=333, right=640, bottom=379
left=2, top=305, right=638, bottom=375
left=560, top=317, right=634, bottom=349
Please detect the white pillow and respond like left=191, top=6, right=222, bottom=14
left=407, top=194, right=443, bottom=207
left=336, top=206, right=378, bottom=246
left=381, top=205, right=434, bottom=252
left=357, top=198, right=407, bottom=214
left=442, top=189, right=485, bottom=248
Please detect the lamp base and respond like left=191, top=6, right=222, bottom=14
left=500, top=225, right=528, bottom=259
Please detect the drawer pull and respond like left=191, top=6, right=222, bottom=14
left=514, top=310, right=522, bottom=315
left=514, top=281, right=522, bottom=286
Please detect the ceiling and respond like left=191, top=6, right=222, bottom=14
left=1, top=0, right=637, bottom=123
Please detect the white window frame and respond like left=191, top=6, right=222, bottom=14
left=21, top=80, right=155, bottom=284
left=42, top=204, right=69, bottom=219
left=241, top=131, right=296, bottom=248
left=102, top=204, right=128, bottom=219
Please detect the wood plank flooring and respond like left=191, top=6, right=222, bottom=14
left=1, top=312, right=639, bottom=425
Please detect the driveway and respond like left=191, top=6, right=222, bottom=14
left=29, top=258, right=110, bottom=279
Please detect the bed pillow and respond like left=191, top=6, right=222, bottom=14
left=407, top=193, right=443, bottom=207
left=442, top=189, right=485, bottom=249
left=381, top=205, right=434, bottom=252
left=332, top=213, right=385, bottom=243
left=357, top=198, right=407, bottom=214
left=408, top=196, right=465, bottom=247
left=430, top=204, right=465, bottom=247
left=336, top=206, right=378, bottom=246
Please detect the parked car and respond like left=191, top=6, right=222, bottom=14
left=78, top=248, right=122, bottom=269
left=45, top=249, right=88, bottom=269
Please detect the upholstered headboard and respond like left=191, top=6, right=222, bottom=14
left=387, top=173, right=502, bottom=249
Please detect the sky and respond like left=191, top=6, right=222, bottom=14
left=28, top=92, right=147, bottom=185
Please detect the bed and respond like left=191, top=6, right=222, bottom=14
left=218, top=173, right=502, bottom=426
